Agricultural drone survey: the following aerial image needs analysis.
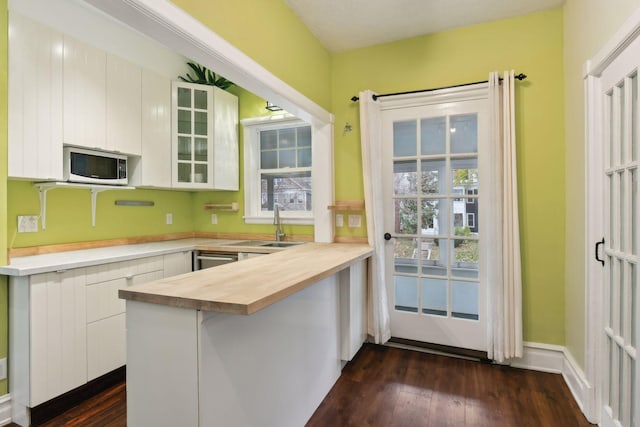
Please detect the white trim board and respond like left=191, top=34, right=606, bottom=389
left=511, top=342, right=593, bottom=422
left=0, top=394, right=11, bottom=427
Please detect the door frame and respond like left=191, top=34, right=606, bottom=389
left=585, top=6, right=640, bottom=424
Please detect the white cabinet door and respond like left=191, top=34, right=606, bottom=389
left=87, top=313, right=126, bottom=381
left=163, top=251, right=193, bottom=277
left=212, top=86, right=239, bottom=190
left=8, top=12, right=63, bottom=180
left=30, top=270, right=87, bottom=406
left=106, top=54, right=142, bottom=155
left=86, top=277, right=127, bottom=323
left=139, top=69, right=171, bottom=187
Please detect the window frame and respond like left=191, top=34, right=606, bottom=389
left=242, top=115, right=314, bottom=225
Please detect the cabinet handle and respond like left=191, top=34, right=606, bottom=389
left=595, top=238, right=605, bottom=267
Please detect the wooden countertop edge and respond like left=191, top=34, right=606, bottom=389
left=119, top=244, right=373, bottom=315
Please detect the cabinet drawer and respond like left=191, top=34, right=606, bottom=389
left=87, top=313, right=126, bottom=381
left=86, top=270, right=163, bottom=322
left=85, top=255, right=163, bottom=284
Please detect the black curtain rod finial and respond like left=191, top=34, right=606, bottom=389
left=350, top=96, right=359, bottom=102
left=515, top=73, right=527, bottom=80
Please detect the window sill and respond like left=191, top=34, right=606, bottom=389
left=244, top=215, right=314, bottom=226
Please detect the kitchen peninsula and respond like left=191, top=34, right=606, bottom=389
left=121, top=242, right=371, bottom=427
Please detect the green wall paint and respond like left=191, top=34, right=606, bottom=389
left=171, top=0, right=332, bottom=111
left=331, top=9, right=566, bottom=345
left=0, top=0, right=8, bottom=396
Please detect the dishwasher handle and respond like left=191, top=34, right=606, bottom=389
left=196, top=255, right=238, bottom=262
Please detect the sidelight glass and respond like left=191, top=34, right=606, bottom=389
left=395, top=276, right=418, bottom=312
left=393, top=121, right=417, bottom=157
left=420, top=116, right=446, bottom=155
left=421, top=278, right=447, bottom=316
left=450, top=114, right=478, bottom=154
left=451, top=280, right=479, bottom=320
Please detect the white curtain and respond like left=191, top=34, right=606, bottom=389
left=487, top=71, right=523, bottom=362
left=359, top=90, right=391, bottom=344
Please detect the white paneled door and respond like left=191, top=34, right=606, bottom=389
left=597, top=32, right=640, bottom=427
left=381, top=93, right=488, bottom=351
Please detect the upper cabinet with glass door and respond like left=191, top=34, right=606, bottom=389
left=171, top=81, right=238, bottom=190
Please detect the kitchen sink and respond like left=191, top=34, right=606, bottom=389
left=227, top=240, right=304, bottom=248
left=227, top=240, right=271, bottom=247
left=260, top=242, right=304, bottom=248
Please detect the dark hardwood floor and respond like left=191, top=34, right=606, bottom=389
left=9, top=343, right=593, bottom=426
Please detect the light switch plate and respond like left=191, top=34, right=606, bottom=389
left=166, top=213, right=173, bottom=225
left=0, top=358, right=6, bottom=381
left=17, top=215, right=38, bottom=233
left=211, top=214, right=218, bottom=225
left=335, top=214, right=344, bottom=227
left=348, top=215, right=362, bottom=228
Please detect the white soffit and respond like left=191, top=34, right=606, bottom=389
left=284, top=0, right=566, bottom=52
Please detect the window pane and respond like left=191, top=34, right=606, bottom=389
left=279, top=128, right=296, bottom=149
left=450, top=198, right=479, bottom=235
left=633, top=75, right=638, bottom=161
left=421, top=159, right=445, bottom=195
left=632, top=169, right=637, bottom=255
left=394, top=161, right=418, bottom=196
left=261, top=171, right=311, bottom=211
left=279, top=149, right=296, bottom=168
left=450, top=114, right=478, bottom=154
left=177, top=109, right=191, bottom=134
left=298, top=126, right=311, bottom=147
left=194, top=89, right=207, bottom=110
left=261, top=130, right=277, bottom=150
left=178, top=136, right=191, bottom=161
left=395, top=276, right=418, bottom=312
left=395, top=199, right=418, bottom=234
left=393, top=120, right=417, bottom=157
left=177, top=87, right=191, bottom=108
left=194, top=163, right=207, bottom=183
left=421, top=116, right=446, bottom=155
left=451, top=280, right=479, bottom=320
left=261, top=150, right=277, bottom=169
left=451, top=158, right=479, bottom=195
left=394, top=238, right=418, bottom=274
left=453, top=239, right=479, bottom=279
left=194, top=138, right=207, bottom=162
left=632, top=264, right=637, bottom=347
left=421, top=278, right=447, bottom=316
left=422, top=198, right=447, bottom=236
left=177, top=162, right=191, bottom=183
left=194, top=111, right=208, bottom=135
left=298, top=148, right=311, bottom=167
left=420, top=238, right=447, bottom=277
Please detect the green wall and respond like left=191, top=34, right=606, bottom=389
left=0, top=0, right=7, bottom=396
left=331, top=8, right=566, bottom=345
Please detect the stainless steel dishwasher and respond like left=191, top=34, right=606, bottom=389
left=193, top=251, right=238, bottom=270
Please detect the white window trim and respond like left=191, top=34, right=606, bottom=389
left=467, top=213, right=475, bottom=228
left=242, top=115, right=314, bottom=225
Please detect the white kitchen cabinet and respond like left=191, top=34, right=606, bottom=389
left=163, top=251, right=193, bottom=277
left=171, top=82, right=238, bottom=190
left=29, top=269, right=88, bottom=407
left=63, top=35, right=106, bottom=150
left=106, top=55, right=142, bottom=155
left=8, top=12, right=63, bottom=181
left=139, top=69, right=172, bottom=187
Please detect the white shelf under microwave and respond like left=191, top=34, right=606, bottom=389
left=33, top=182, right=135, bottom=230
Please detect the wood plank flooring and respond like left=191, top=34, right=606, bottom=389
left=10, top=343, right=593, bottom=426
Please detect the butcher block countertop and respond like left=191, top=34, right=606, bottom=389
left=119, top=243, right=373, bottom=315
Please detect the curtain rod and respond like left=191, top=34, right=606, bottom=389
left=350, top=73, right=527, bottom=102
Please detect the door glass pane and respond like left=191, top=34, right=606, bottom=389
left=420, top=117, right=446, bottom=155
left=421, top=278, right=447, bottom=316
left=422, top=199, right=447, bottom=236
left=619, top=350, right=625, bottom=422
left=177, top=87, right=191, bottom=108
left=177, top=163, right=191, bottom=183
left=394, top=238, right=418, bottom=274
left=453, top=239, right=479, bottom=279
left=620, top=84, right=626, bottom=166
left=194, top=138, right=207, bottom=162
left=632, top=169, right=637, bottom=255
left=620, top=172, right=626, bottom=250
left=620, top=262, right=626, bottom=338
left=194, top=89, right=207, bottom=109
left=395, top=199, right=418, bottom=234
left=421, top=159, right=445, bottom=194
left=178, top=136, right=191, bottom=161
left=450, top=114, right=478, bottom=154
left=394, top=121, right=417, bottom=157
left=633, top=75, right=637, bottom=161
left=194, top=111, right=208, bottom=135
left=451, top=280, right=479, bottom=320
left=279, top=128, right=296, bottom=149
left=177, top=109, right=191, bottom=134
left=194, top=163, right=207, bottom=183
left=394, top=161, right=418, bottom=196
left=420, top=238, right=446, bottom=276
left=610, top=175, right=616, bottom=249
left=395, top=276, right=418, bottom=312
left=608, top=93, right=615, bottom=168
left=632, top=264, right=637, bottom=347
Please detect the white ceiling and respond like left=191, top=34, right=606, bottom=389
left=284, top=0, right=565, bottom=52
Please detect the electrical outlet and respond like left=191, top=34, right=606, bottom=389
left=348, top=215, right=362, bottom=228
left=211, top=214, right=218, bottom=225
left=0, top=358, right=6, bottom=381
left=166, top=213, right=173, bottom=225
left=335, top=214, right=344, bottom=227
left=17, top=215, right=38, bottom=233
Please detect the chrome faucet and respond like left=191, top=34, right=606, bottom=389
left=274, top=203, right=285, bottom=242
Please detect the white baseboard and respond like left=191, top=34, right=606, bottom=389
left=0, top=394, right=11, bottom=426
left=511, top=342, right=593, bottom=421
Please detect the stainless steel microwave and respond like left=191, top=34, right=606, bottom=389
left=63, top=146, right=128, bottom=185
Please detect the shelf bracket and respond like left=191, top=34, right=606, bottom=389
left=37, top=186, right=49, bottom=230
left=90, top=188, right=109, bottom=227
